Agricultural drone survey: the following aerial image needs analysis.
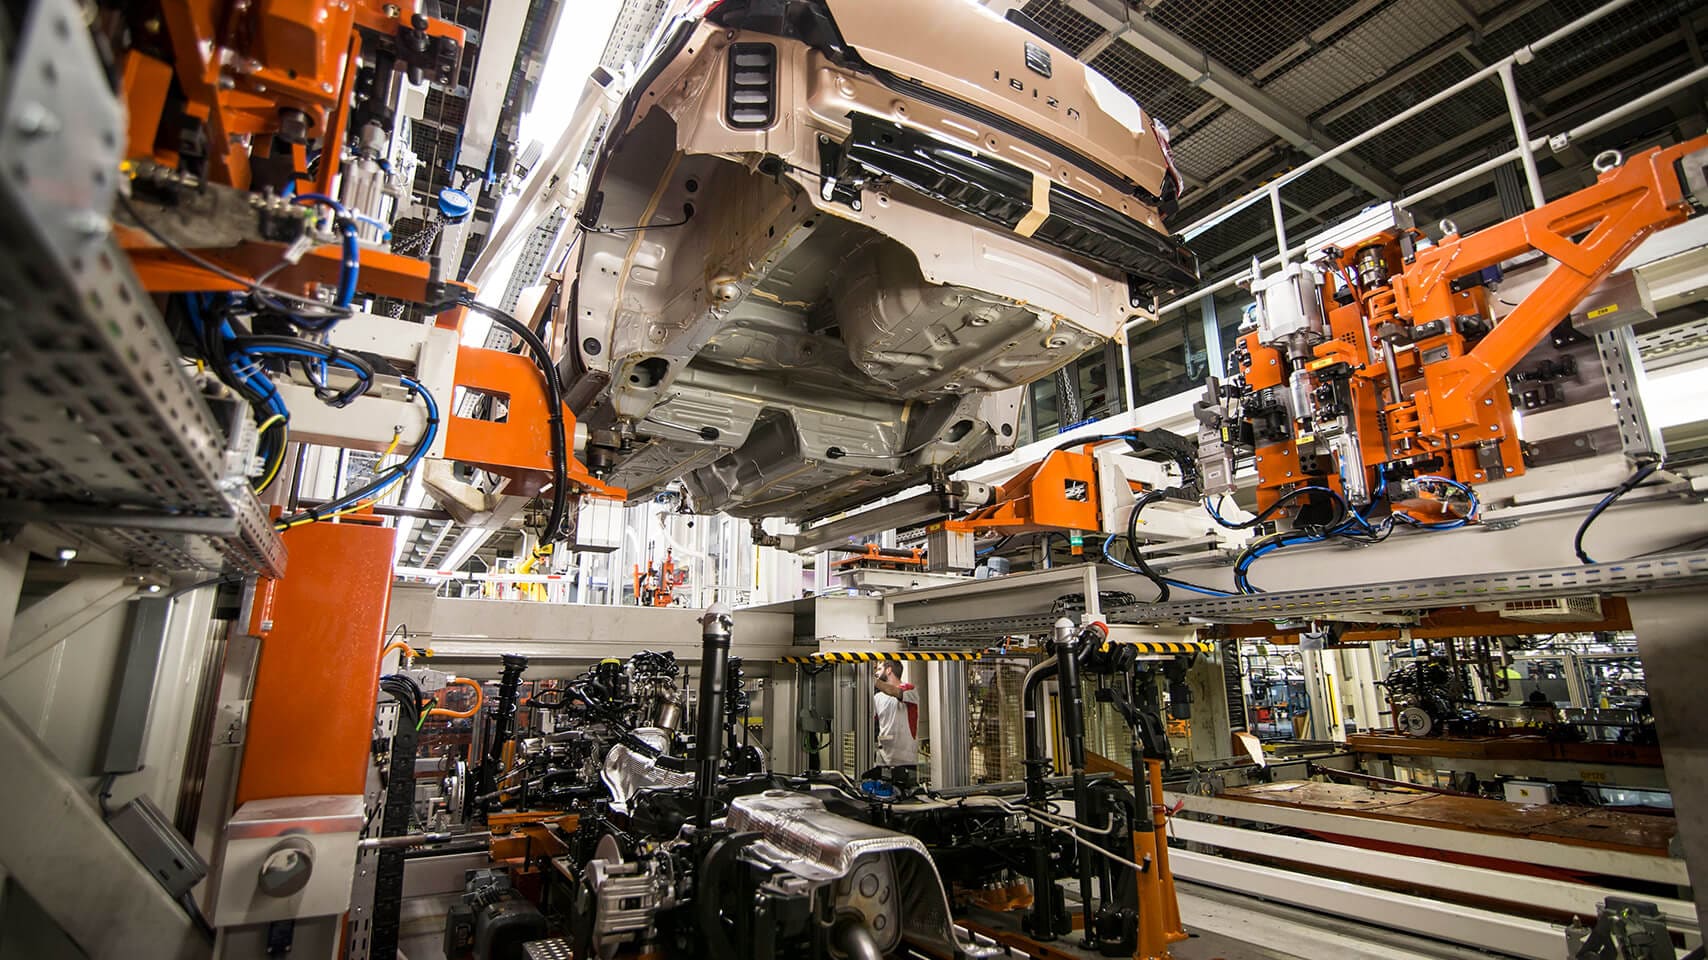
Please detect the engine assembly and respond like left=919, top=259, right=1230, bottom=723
left=396, top=607, right=1186, bottom=960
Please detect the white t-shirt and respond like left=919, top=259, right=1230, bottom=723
left=874, top=684, right=918, bottom=765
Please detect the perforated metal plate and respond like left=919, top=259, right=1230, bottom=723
left=522, top=940, right=574, bottom=960
left=0, top=0, right=282, bottom=576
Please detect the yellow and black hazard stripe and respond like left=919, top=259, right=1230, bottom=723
left=1099, top=640, right=1215, bottom=655
left=780, top=650, right=986, bottom=664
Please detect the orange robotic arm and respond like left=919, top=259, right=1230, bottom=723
left=1216, top=134, right=1708, bottom=521
left=1411, top=137, right=1708, bottom=436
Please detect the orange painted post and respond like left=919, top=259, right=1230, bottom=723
left=1129, top=808, right=1170, bottom=960
left=236, top=521, right=397, bottom=805
left=1148, top=758, right=1187, bottom=945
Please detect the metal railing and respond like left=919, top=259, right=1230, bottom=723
left=1117, top=0, right=1708, bottom=414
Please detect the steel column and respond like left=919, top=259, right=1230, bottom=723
left=1497, top=62, right=1546, bottom=208
left=1199, top=294, right=1225, bottom=378
left=0, top=545, right=23, bottom=658
left=1120, top=326, right=1137, bottom=414
left=930, top=660, right=970, bottom=788
left=0, top=698, right=204, bottom=959
left=1630, top=588, right=1708, bottom=926
left=100, top=597, right=174, bottom=774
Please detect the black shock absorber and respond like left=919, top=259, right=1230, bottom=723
left=695, top=605, right=734, bottom=828
left=477, top=653, right=529, bottom=814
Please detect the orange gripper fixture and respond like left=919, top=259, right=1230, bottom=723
left=440, top=343, right=625, bottom=501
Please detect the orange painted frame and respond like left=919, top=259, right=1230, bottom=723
left=236, top=520, right=397, bottom=806
left=947, top=448, right=1100, bottom=536
left=118, top=228, right=465, bottom=304
left=147, top=1, right=463, bottom=191
left=1411, top=134, right=1708, bottom=435
left=441, top=344, right=625, bottom=500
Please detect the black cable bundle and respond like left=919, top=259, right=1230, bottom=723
left=459, top=299, right=572, bottom=543
left=379, top=674, right=425, bottom=729
left=1575, top=453, right=1664, bottom=564
left=1125, top=489, right=1173, bottom=601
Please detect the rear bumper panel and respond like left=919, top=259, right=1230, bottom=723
left=842, top=114, right=1198, bottom=301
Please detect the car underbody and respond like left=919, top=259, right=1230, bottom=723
left=563, top=1, right=1195, bottom=521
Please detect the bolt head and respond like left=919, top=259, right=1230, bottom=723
left=68, top=210, right=107, bottom=239
left=13, top=102, right=59, bottom=137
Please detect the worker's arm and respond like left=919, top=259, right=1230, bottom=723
left=874, top=677, right=905, bottom=698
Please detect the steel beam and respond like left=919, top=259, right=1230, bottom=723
left=1066, top=0, right=1399, bottom=199
left=400, top=597, right=803, bottom=670
left=1123, top=549, right=1708, bottom=625
left=1630, top=589, right=1708, bottom=926
left=0, top=698, right=204, bottom=959
left=2, top=571, right=137, bottom=680
left=1165, top=791, right=1689, bottom=885
left=1171, top=818, right=1697, bottom=932
left=1168, top=849, right=1565, bottom=959
left=781, top=491, right=954, bottom=554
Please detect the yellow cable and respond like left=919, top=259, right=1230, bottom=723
left=252, top=415, right=289, bottom=494
left=377, top=429, right=403, bottom=462
left=321, top=427, right=401, bottom=515
left=274, top=430, right=402, bottom=530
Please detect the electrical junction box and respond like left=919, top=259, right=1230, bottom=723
left=1504, top=780, right=1558, bottom=805
left=576, top=497, right=624, bottom=551
left=107, top=794, right=208, bottom=900
left=212, top=794, right=366, bottom=926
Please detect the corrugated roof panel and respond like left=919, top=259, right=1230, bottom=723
left=1495, top=0, right=1696, bottom=101
left=1286, top=165, right=1358, bottom=211
left=1187, top=200, right=1274, bottom=269
left=1264, top=0, right=1462, bottom=118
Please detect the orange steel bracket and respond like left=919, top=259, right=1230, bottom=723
left=140, top=0, right=465, bottom=190
left=119, top=228, right=470, bottom=305
left=1412, top=134, right=1708, bottom=436
left=442, top=344, right=625, bottom=500
left=947, top=448, right=1099, bottom=536
left=121, top=52, right=174, bottom=164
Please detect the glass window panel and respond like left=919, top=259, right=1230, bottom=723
left=1128, top=312, right=1208, bottom=407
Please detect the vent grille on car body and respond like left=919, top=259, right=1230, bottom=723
left=727, top=43, right=777, bottom=129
